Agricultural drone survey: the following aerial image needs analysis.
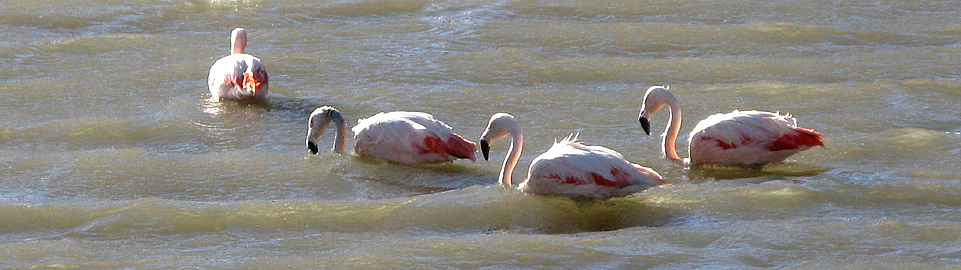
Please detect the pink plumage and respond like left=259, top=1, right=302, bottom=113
left=207, top=28, right=269, bottom=101
left=639, top=86, right=824, bottom=165
left=352, top=111, right=476, bottom=165
left=481, top=113, right=667, bottom=200
left=306, top=107, right=476, bottom=165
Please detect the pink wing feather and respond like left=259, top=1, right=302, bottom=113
left=352, top=112, right=475, bottom=165
left=689, top=110, right=823, bottom=165
left=521, top=134, right=665, bottom=199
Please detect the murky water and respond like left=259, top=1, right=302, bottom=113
left=2, top=0, right=961, bottom=268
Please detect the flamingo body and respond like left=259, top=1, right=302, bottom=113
left=639, top=86, right=823, bottom=165
left=521, top=135, right=666, bottom=199
left=306, top=107, right=476, bottom=165
left=481, top=113, right=666, bottom=200
left=207, top=28, right=269, bottom=101
left=352, top=111, right=476, bottom=165
left=687, top=110, right=823, bottom=165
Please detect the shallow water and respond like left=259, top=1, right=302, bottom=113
left=2, top=0, right=961, bottom=268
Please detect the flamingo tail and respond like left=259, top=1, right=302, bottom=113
left=243, top=68, right=269, bottom=95
left=633, top=164, right=669, bottom=186
left=770, top=127, right=824, bottom=151
left=418, top=133, right=477, bottom=161
left=444, top=134, right=477, bottom=161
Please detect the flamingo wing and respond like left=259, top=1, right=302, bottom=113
left=207, top=54, right=268, bottom=101
left=521, top=135, right=665, bottom=199
left=688, top=110, right=823, bottom=165
left=352, top=112, right=476, bottom=165
left=243, top=58, right=269, bottom=97
left=208, top=55, right=244, bottom=95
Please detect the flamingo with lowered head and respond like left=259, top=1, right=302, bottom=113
left=480, top=113, right=667, bottom=200
left=638, top=86, right=824, bottom=165
left=306, top=106, right=476, bottom=165
left=207, top=27, right=269, bottom=101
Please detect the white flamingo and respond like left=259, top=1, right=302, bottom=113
left=480, top=113, right=667, bottom=200
left=207, top=28, right=269, bottom=101
left=306, top=107, right=476, bottom=165
left=638, top=86, right=824, bottom=165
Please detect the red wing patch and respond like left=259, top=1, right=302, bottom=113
left=445, top=134, right=476, bottom=161
left=242, top=68, right=268, bottom=92
left=770, top=128, right=824, bottom=151
left=704, top=137, right=736, bottom=150
left=543, top=174, right=587, bottom=185
left=243, top=72, right=258, bottom=91
left=562, top=176, right=583, bottom=185
left=417, top=134, right=446, bottom=155
left=602, top=167, right=634, bottom=187
left=554, top=167, right=632, bottom=187
left=590, top=173, right=623, bottom=187
left=414, top=132, right=476, bottom=161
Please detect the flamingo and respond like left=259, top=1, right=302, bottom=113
left=480, top=113, right=667, bottom=200
left=306, top=106, right=476, bottom=165
left=637, top=86, right=824, bottom=165
left=207, top=28, right=269, bottom=101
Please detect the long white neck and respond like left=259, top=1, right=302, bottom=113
left=230, top=29, right=247, bottom=54
left=332, top=120, right=347, bottom=154
left=499, top=131, right=523, bottom=188
left=662, top=99, right=683, bottom=162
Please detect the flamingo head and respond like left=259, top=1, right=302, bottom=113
left=479, top=113, right=518, bottom=161
left=638, top=85, right=675, bottom=136
left=306, top=106, right=346, bottom=155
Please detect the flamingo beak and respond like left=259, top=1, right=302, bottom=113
left=307, top=141, right=319, bottom=155
left=480, top=139, right=490, bottom=161
left=639, top=116, right=651, bottom=135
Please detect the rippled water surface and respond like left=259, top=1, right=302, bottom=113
left=2, top=0, right=961, bottom=268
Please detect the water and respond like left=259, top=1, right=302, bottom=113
left=2, top=0, right=961, bottom=268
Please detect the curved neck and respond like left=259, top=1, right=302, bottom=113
left=662, top=100, right=683, bottom=162
left=500, top=131, right=523, bottom=188
left=333, top=120, right=347, bottom=154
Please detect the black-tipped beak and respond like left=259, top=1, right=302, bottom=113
left=307, top=141, right=319, bottom=155
left=639, top=117, right=651, bottom=135
left=480, top=139, right=490, bottom=161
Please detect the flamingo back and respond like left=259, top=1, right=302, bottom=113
left=208, top=53, right=268, bottom=101
left=520, top=135, right=665, bottom=200
left=352, top=112, right=476, bottom=165
left=688, top=110, right=823, bottom=165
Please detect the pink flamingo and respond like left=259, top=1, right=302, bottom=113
left=638, top=86, right=824, bottom=165
left=480, top=113, right=667, bottom=200
left=207, top=28, right=269, bottom=101
left=306, top=107, right=476, bottom=165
